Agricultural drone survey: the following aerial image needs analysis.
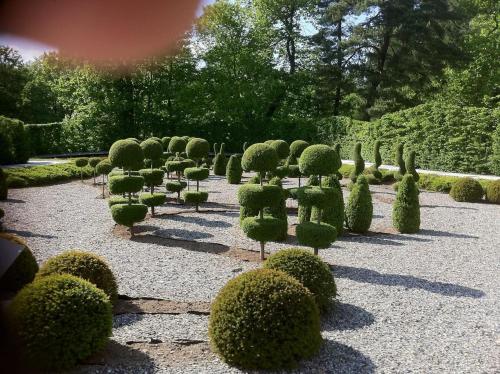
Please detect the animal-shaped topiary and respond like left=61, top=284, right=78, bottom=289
left=226, top=154, right=243, bottom=184
left=392, top=174, right=420, bottom=233
left=349, top=143, right=365, bottom=182
left=209, top=269, right=321, bottom=370
left=183, top=167, right=210, bottom=212
left=345, top=175, right=373, bottom=233
left=213, top=143, right=227, bottom=176
left=394, top=143, right=406, bottom=181
left=405, top=150, right=419, bottom=182
left=96, top=159, right=113, bottom=198
left=0, top=233, right=39, bottom=292
left=75, top=157, right=88, bottom=182
left=0, top=167, right=8, bottom=200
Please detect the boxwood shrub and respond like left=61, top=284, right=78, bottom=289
left=0, top=233, right=39, bottom=292
left=392, top=174, right=420, bottom=233
left=110, top=204, right=148, bottom=228
left=345, top=175, right=373, bottom=233
left=449, top=177, right=483, bottom=202
left=485, top=180, right=500, bottom=204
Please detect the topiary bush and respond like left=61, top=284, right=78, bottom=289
left=290, top=140, right=309, bottom=160
left=161, top=136, right=171, bottom=150
left=345, top=175, right=373, bottom=233
left=264, top=248, right=336, bottom=312
left=349, top=143, right=365, bottom=182
left=8, top=274, right=112, bottom=371
left=166, top=180, right=187, bottom=203
left=168, top=136, right=187, bottom=153
left=110, top=204, right=148, bottom=232
left=109, top=139, right=144, bottom=172
left=0, top=233, right=38, bottom=292
left=75, top=157, right=88, bottom=182
left=449, top=177, right=483, bottom=202
left=270, top=140, right=290, bottom=160
left=139, top=168, right=164, bottom=193
left=141, top=138, right=164, bottom=168
left=213, top=143, right=227, bottom=176
left=186, top=138, right=210, bottom=164
left=296, top=221, right=337, bottom=255
left=264, top=177, right=288, bottom=241
left=183, top=191, right=209, bottom=212
left=485, top=180, right=500, bottom=204
left=139, top=192, right=166, bottom=216
left=299, top=144, right=337, bottom=180
left=394, top=143, right=406, bottom=181
left=108, top=175, right=144, bottom=196
left=108, top=196, right=139, bottom=207
left=310, top=175, right=344, bottom=236
left=405, top=150, right=419, bottom=182
left=226, top=154, right=243, bottom=184
left=241, top=143, right=279, bottom=183
left=334, top=144, right=343, bottom=179
left=184, top=166, right=210, bottom=211
left=392, top=174, right=420, bottom=233
left=0, top=167, right=8, bottom=200
left=88, top=157, right=101, bottom=184
left=209, top=268, right=321, bottom=370
left=37, top=250, right=118, bottom=304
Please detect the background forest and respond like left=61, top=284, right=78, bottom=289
left=0, top=0, right=499, bottom=173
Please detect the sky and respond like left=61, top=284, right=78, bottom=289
left=0, top=0, right=216, bottom=62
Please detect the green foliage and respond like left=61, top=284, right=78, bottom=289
left=350, top=143, right=365, bottom=182
left=296, top=221, right=337, bottom=251
left=226, top=155, right=243, bottom=184
left=287, top=164, right=300, bottom=178
left=24, top=122, right=63, bottom=155
left=139, top=168, right=165, bottom=187
left=161, top=137, right=171, bottom=149
left=310, top=176, right=344, bottom=236
left=241, top=216, right=284, bottom=243
left=0, top=115, right=30, bottom=164
left=184, top=167, right=209, bottom=181
left=140, top=138, right=163, bottom=161
left=238, top=184, right=282, bottom=209
left=186, top=137, right=210, bottom=161
left=110, top=204, right=148, bottom=227
left=299, top=144, right=337, bottom=177
left=449, top=177, right=483, bottom=202
left=492, top=125, right=500, bottom=175
left=264, top=248, right=336, bottom=312
left=298, top=204, right=311, bottom=224
left=485, top=180, right=500, bottom=204
left=0, top=233, right=39, bottom=292
left=241, top=143, right=279, bottom=173
left=37, top=250, right=118, bottom=304
left=297, top=186, right=330, bottom=207
left=345, top=175, right=373, bottom=233
left=5, top=162, right=93, bottom=187
left=393, top=175, right=420, bottom=233
left=405, top=150, right=419, bottom=182
left=0, top=167, right=7, bottom=200
left=108, top=175, right=144, bottom=194
left=374, top=140, right=382, bottom=168
left=108, top=196, right=139, bottom=207
left=264, top=177, right=288, bottom=241
left=166, top=181, right=187, bottom=193
left=139, top=192, right=166, bottom=207
left=290, top=140, right=309, bottom=158
left=209, top=268, right=321, bottom=369
left=75, top=157, right=88, bottom=167
left=165, top=160, right=185, bottom=173
left=109, top=139, right=144, bottom=170
left=183, top=191, right=209, bottom=210
left=168, top=136, right=187, bottom=153
left=88, top=157, right=101, bottom=169
left=396, top=143, right=406, bottom=178
left=270, top=140, right=290, bottom=159
left=213, top=143, right=227, bottom=176
left=8, top=274, right=112, bottom=371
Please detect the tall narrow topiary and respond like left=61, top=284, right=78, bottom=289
left=165, top=153, right=187, bottom=203
left=213, top=143, right=227, bottom=176
left=265, top=177, right=288, bottom=241
left=367, top=140, right=383, bottom=180
left=96, top=159, right=113, bottom=198
left=184, top=167, right=210, bottom=212
left=405, top=150, right=419, bottom=182
left=139, top=168, right=165, bottom=216
left=392, top=174, right=420, bottom=233
left=0, top=167, right=8, bottom=200
left=226, top=154, right=243, bottom=184
left=75, top=158, right=88, bottom=182
left=333, top=143, right=343, bottom=180
left=345, top=175, right=373, bottom=233
left=395, top=143, right=406, bottom=181
left=88, top=157, right=101, bottom=184
left=310, top=175, right=344, bottom=236
left=349, top=143, right=365, bottom=182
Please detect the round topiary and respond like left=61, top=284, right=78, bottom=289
left=109, top=139, right=145, bottom=170
left=0, top=167, right=8, bottom=200
left=126, top=137, right=140, bottom=143
left=108, top=196, right=139, bottom=207
left=299, top=144, right=337, bottom=177
left=241, top=216, right=284, bottom=243
left=140, top=138, right=163, bottom=162
left=226, top=154, right=243, bottom=184
left=345, top=175, right=373, bottom=233
left=139, top=192, right=166, bottom=214
left=290, top=140, right=309, bottom=159
left=264, top=248, right=336, bottom=312
left=37, top=250, right=118, bottom=304
left=110, top=204, right=148, bottom=227
left=0, top=233, right=38, bottom=292
left=241, top=143, right=279, bottom=175
left=96, top=159, right=113, bottom=175
left=270, top=140, right=290, bottom=159
left=139, top=168, right=164, bottom=189
left=186, top=138, right=210, bottom=161
left=168, top=136, right=187, bottom=153
left=485, top=180, right=500, bottom=204
left=8, top=274, right=112, bottom=371
left=238, top=184, right=282, bottom=210
left=183, top=191, right=209, bottom=211
left=392, top=174, right=420, bottom=233
left=150, top=136, right=163, bottom=144
left=296, top=221, right=337, bottom=254
left=161, top=137, right=171, bottom=150
left=88, top=157, right=101, bottom=168
left=166, top=180, right=187, bottom=192
left=184, top=167, right=210, bottom=181
left=108, top=175, right=144, bottom=195
left=449, top=177, right=483, bottom=202
left=75, top=158, right=88, bottom=167
left=209, top=268, right=321, bottom=370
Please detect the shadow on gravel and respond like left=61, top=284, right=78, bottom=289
left=82, top=340, right=155, bottom=371
left=153, top=228, right=214, bottom=240
left=302, top=339, right=375, bottom=373
left=332, top=265, right=485, bottom=298
left=6, top=229, right=57, bottom=239
left=158, top=214, right=231, bottom=228
left=322, top=302, right=375, bottom=331
left=421, top=204, right=478, bottom=211
left=3, top=198, right=25, bottom=203
left=113, top=313, right=144, bottom=328
left=339, top=233, right=404, bottom=246
left=418, top=229, right=479, bottom=239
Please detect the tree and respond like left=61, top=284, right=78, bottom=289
left=0, top=46, right=27, bottom=119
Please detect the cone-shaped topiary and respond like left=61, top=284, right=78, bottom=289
left=0, top=167, right=8, bottom=200
left=345, top=175, right=373, bottom=233
left=264, top=248, right=336, bottom=312
left=485, top=180, right=500, bottom=204
left=213, top=143, right=227, bottom=176
left=168, top=136, right=187, bottom=153
left=8, top=274, right=112, bottom=371
left=392, top=174, right=420, bottom=233
left=405, top=150, right=419, bottom=182
left=109, top=139, right=144, bottom=172
left=139, top=192, right=166, bottom=216
left=37, top=250, right=118, bottom=304
left=141, top=138, right=164, bottom=168
left=209, top=269, right=321, bottom=370
left=310, top=175, right=344, bottom=236
left=270, top=140, right=290, bottom=160
left=349, top=143, right=365, bottom=182
left=186, top=138, right=210, bottom=164
left=0, top=233, right=38, bottom=292
left=226, top=154, right=243, bottom=184
left=449, top=177, right=483, bottom=202
left=395, top=143, right=406, bottom=181
left=75, top=157, right=88, bottom=182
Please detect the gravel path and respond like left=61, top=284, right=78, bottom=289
left=1, top=174, right=499, bottom=373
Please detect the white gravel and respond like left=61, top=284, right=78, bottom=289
left=1, top=173, right=499, bottom=373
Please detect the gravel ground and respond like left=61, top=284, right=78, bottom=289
left=1, top=173, right=499, bottom=373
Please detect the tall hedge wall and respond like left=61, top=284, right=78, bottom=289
left=317, top=103, right=499, bottom=175
left=0, top=116, right=30, bottom=164
left=24, top=122, right=63, bottom=155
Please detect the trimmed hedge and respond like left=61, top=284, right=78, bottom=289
left=226, top=154, right=243, bottom=184
left=5, top=162, right=94, bottom=187
left=241, top=143, right=279, bottom=174
left=0, top=233, right=39, bottom=292
left=299, top=144, right=337, bottom=177
left=0, top=116, right=30, bottom=164
left=296, top=221, right=337, bottom=252
left=449, top=177, right=483, bottom=202
left=241, top=216, right=283, bottom=243
left=237, top=184, right=282, bottom=209
left=485, top=180, right=500, bottom=204
left=109, top=139, right=144, bottom=170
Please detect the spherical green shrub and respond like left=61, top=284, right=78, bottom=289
left=161, top=136, right=171, bottom=149
left=264, top=248, right=336, bottom=312
left=237, top=184, right=282, bottom=209
left=264, top=139, right=274, bottom=145
left=184, top=167, right=210, bottom=181
left=96, top=159, right=113, bottom=175
left=485, top=180, right=500, bottom=204
left=392, top=174, right=420, bottom=233
left=186, top=138, right=210, bottom=161
left=395, top=143, right=406, bottom=180
left=108, top=196, right=139, bottom=207
left=449, top=177, right=483, bottom=202
left=75, top=158, right=88, bottom=167
left=270, top=140, right=290, bottom=159
left=88, top=157, right=101, bottom=168
left=213, top=143, right=227, bottom=176
left=141, top=138, right=164, bottom=162
left=0, top=167, right=8, bottom=200
left=241, top=216, right=284, bottom=243
left=226, top=154, right=243, bottom=184
left=8, top=274, right=112, bottom=371
left=296, top=221, right=337, bottom=253
left=405, top=150, right=419, bottom=182
left=345, top=175, right=373, bottom=233
left=0, top=233, right=38, bottom=292
left=241, top=143, right=279, bottom=174
left=168, top=136, right=187, bottom=153
left=209, top=269, right=321, bottom=370
left=108, top=175, right=144, bottom=194
left=299, top=144, right=337, bottom=177
left=110, top=204, right=148, bottom=227
left=290, top=140, right=309, bottom=158
left=349, top=143, right=365, bottom=182
left=37, top=250, right=118, bottom=304
left=109, top=139, right=144, bottom=170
